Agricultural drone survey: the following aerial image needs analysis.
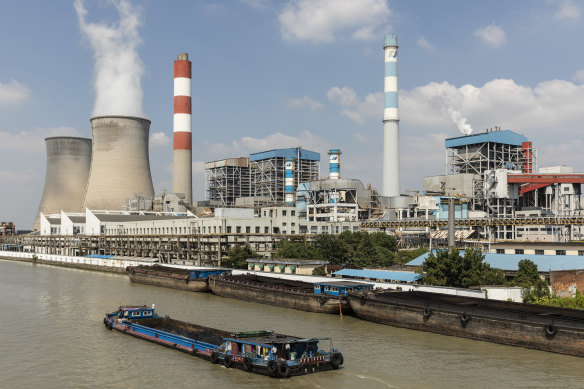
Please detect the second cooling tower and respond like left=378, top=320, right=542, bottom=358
left=83, top=116, right=154, bottom=210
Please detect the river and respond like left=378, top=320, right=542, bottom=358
left=1, top=258, right=584, bottom=388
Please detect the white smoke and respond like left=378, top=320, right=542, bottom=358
left=74, top=0, right=144, bottom=118
left=447, top=107, right=473, bottom=135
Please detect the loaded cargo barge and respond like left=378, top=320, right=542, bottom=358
left=209, top=274, right=373, bottom=314
left=349, top=290, right=584, bottom=357
left=104, top=305, right=343, bottom=377
left=126, top=265, right=231, bottom=292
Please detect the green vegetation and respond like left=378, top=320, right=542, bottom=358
left=223, top=244, right=261, bottom=269
left=511, top=259, right=550, bottom=303
left=312, top=266, right=326, bottom=276
left=529, top=291, right=584, bottom=309
left=420, top=248, right=505, bottom=288
left=274, top=231, right=413, bottom=268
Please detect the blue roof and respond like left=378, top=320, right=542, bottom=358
left=249, top=148, right=320, bottom=162
left=408, top=250, right=584, bottom=272
left=333, top=269, right=422, bottom=282
left=445, top=130, right=528, bottom=148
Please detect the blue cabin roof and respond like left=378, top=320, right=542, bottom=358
left=333, top=269, right=422, bottom=282
left=445, top=130, right=528, bottom=148
left=249, top=148, right=320, bottom=162
left=408, top=250, right=584, bottom=272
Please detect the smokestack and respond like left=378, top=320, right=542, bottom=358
left=382, top=34, right=399, bottom=197
left=83, top=116, right=154, bottom=210
left=285, top=157, right=295, bottom=206
left=33, top=137, right=92, bottom=230
left=173, top=53, right=192, bottom=204
left=328, top=149, right=341, bottom=180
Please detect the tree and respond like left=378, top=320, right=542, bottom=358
left=512, top=259, right=551, bottom=303
left=421, top=248, right=505, bottom=288
left=311, top=234, right=350, bottom=265
left=275, top=240, right=322, bottom=260
left=312, top=266, right=326, bottom=276
left=223, top=245, right=260, bottom=269
left=351, top=233, right=378, bottom=268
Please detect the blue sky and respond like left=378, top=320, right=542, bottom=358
left=2, top=0, right=584, bottom=228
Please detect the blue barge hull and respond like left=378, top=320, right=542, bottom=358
left=104, top=306, right=343, bottom=378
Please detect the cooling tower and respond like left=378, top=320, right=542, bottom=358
left=33, top=137, right=92, bottom=230
left=173, top=53, right=193, bottom=204
left=382, top=34, right=400, bottom=197
left=83, top=116, right=154, bottom=210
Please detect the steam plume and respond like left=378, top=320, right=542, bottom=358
left=74, top=0, right=144, bottom=117
left=447, top=107, right=473, bottom=135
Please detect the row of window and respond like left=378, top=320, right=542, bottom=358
left=496, top=249, right=584, bottom=256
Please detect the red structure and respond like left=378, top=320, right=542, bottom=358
left=507, top=174, right=584, bottom=194
left=522, top=141, right=533, bottom=174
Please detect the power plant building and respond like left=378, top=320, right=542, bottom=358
left=205, top=157, right=251, bottom=207
left=33, top=136, right=92, bottom=230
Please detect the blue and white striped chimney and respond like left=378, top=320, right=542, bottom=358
left=383, top=34, right=399, bottom=197
left=284, top=157, right=295, bottom=206
left=328, top=149, right=341, bottom=180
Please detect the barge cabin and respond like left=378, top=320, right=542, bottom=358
left=313, top=281, right=374, bottom=297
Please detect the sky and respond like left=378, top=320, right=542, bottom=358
left=2, top=0, right=584, bottom=229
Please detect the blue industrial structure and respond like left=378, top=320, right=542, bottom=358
left=333, top=268, right=422, bottom=283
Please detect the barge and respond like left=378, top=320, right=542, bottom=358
left=349, top=290, right=584, bottom=357
left=104, top=305, right=343, bottom=377
left=209, top=273, right=373, bottom=314
left=126, top=265, right=230, bottom=292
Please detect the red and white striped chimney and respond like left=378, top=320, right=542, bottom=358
left=173, top=53, right=192, bottom=204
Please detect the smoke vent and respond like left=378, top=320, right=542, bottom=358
left=382, top=34, right=400, bottom=197
left=83, top=116, right=154, bottom=210
left=328, top=149, right=341, bottom=180
left=33, top=137, right=92, bottom=230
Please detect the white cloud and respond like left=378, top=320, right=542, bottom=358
left=279, top=0, right=390, bottom=43
left=474, top=24, right=506, bottom=48
left=327, top=86, right=382, bottom=124
left=285, top=96, right=324, bottom=111
left=0, top=80, right=30, bottom=104
left=555, top=0, right=580, bottom=21
left=150, top=132, right=171, bottom=147
left=0, top=127, right=80, bottom=151
left=573, top=69, right=584, bottom=83
left=417, top=36, right=435, bottom=51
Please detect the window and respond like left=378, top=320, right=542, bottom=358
left=255, top=226, right=260, bottom=233
left=264, top=227, right=269, bottom=233
left=236, top=226, right=241, bottom=233
left=579, top=251, right=584, bottom=256
left=556, top=250, right=566, bottom=255
left=283, top=210, right=287, bottom=216
left=227, top=226, right=232, bottom=233
left=515, top=249, right=524, bottom=255
left=246, top=226, right=251, bottom=233
left=496, top=249, right=505, bottom=254
left=131, top=311, right=141, bottom=317
left=535, top=250, right=544, bottom=255
left=291, top=210, right=295, bottom=216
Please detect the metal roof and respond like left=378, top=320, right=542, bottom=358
left=333, top=269, right=422, bottom=282
left=408, top=251, right=584, bottom=272
left=249, top=148, right=320, bottom=162
left=314, top=281, right=374, bottom=287
left=445, top=130, right=528, bottom=148
left=95, top=214, right=190, bottom=222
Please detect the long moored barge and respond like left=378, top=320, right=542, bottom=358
left=209, top=273, right=373, bottom=314
left=349, top=290, right=584, bottom=357
left=126, top=265, right=230, bottom=292
left=104, top=305, right=344, bottom=377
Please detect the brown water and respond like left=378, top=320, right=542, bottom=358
left=2, top=258, right=584, bottom=389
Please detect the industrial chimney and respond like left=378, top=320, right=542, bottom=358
left=285, top=157, right=295, bottom=206
left=382, top=34, right=399, bottom=197
left=328, top=149, right=341, bottom=180
left=33, top=137, right=92, bottom=230
left=172, top=53, right=192, bottom=205
left=83, top=116, right=154, bottom=210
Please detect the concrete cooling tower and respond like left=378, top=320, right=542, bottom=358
left=83, top=116, right=154, bottom=211
left=33, top=136, right=92, bottom=230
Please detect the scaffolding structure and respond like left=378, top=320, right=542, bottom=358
left=250, top=148, right=320, bottom=204
left=205, top=158, right=251, bottom=207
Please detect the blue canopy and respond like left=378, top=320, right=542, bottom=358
left=333, top=269, right=422, bottom=282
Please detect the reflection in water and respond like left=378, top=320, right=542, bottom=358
left=1, top=259, right=583, bottom=389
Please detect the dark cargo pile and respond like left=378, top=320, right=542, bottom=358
left=224, top=274, right=314, bottom=292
